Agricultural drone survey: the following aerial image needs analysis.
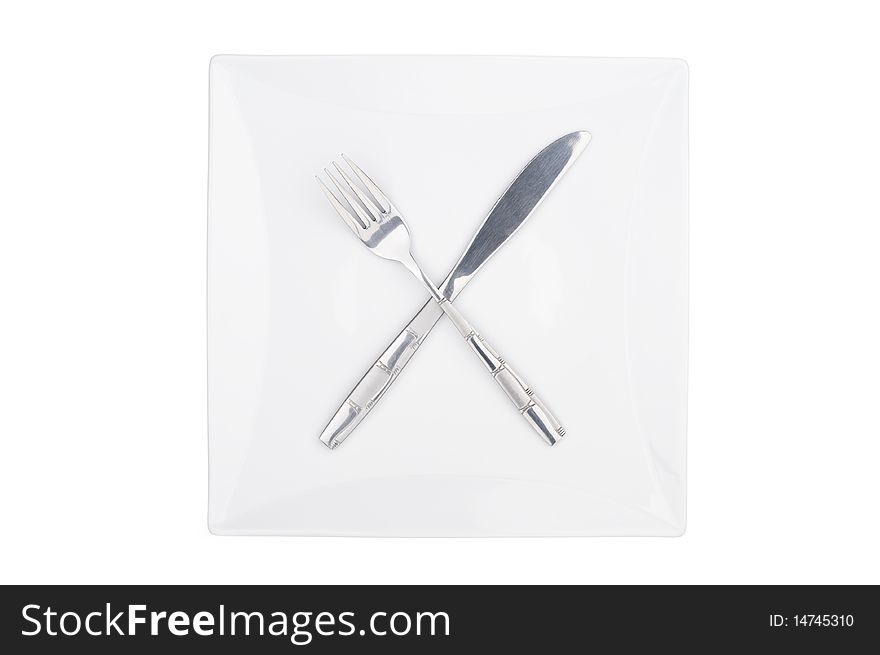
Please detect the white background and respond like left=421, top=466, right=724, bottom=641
left=1, top=1, right=877, bottom=584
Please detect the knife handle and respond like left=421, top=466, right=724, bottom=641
left=319, top=299, right=443, bottom=449
left=464, top=331, right=565, bottom=446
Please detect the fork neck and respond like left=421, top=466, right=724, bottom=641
left=400, top=254, right=474, bottom=339
left=400, top=255, right=444, bottom=303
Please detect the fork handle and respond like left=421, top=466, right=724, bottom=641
left=463, top=330, right=565, bottom=445
left=417, top=266, right=565, bottom=446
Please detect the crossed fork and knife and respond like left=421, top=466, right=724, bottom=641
left=316, top=131, right=591, bottom=450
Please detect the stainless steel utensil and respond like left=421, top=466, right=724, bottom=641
left=318, top=155, right=572, bottom=446
left=316, top=132, right=590, bottom=449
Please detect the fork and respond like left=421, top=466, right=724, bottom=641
left=317, top=156, right=565, bottom=445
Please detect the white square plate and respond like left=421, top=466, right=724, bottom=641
left=208, top=56, right=688, bottom=536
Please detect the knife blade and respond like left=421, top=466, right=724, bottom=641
left=319, top=130, right=591, bottom=448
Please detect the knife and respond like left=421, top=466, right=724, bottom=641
left=319, top=131, right=591, bottom=449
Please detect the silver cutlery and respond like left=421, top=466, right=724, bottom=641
left=318, top=154, right=573, bottom=446
left=316, top=132, right=590, bottom=449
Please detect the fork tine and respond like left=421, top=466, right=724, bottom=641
left=333, top=161, right=386, bottom=220
left=341, top=154, right=391, bottom=213
left=325, top=167, right=374, bottom=228
left=316, top=175, right=363, bottom=233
